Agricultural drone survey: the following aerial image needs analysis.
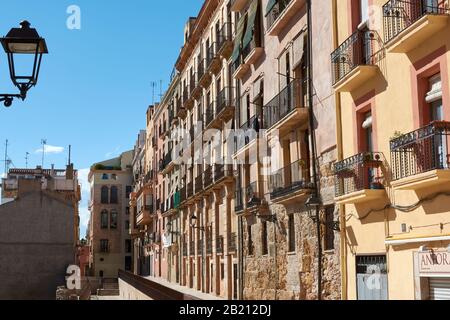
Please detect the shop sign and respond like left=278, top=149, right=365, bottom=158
left=419, top=251, right=450, bottom=275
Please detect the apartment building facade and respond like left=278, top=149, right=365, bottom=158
left=0, top=165, right=80, bottom=299
left=333, top=0, right=450, bottom=300
left=127, top=0, right=342, bottom=300
left=88, top=151, right=133, bottom=278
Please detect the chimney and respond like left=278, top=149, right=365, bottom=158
left=66, top=164, right=74, bottom=180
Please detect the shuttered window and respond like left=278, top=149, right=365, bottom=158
left=242, top=0, right=259, bottom=50
left=430, top=278, right=450, bottom=300
left=231, top=14, right=247, bottom=63
left=292, top=33, right=305, bottom=68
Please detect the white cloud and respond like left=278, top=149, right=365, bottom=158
left=35, top=145, right=65, bottom=154
left=77, top=168, right=90, bottom=195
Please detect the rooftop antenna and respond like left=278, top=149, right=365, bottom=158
left=25, top=152, right=29, bottom=169
left=159, top=80, right=163, bottom=101
left=41, top=139, right=47, bottom=168
left=68, top=145, right=72, bottom=165
left=4, top=139, right=8, bottom=174
left=151, top=81, right=157, bottom=105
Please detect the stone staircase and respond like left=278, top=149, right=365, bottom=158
left=96, top=278, right=120, bottom=296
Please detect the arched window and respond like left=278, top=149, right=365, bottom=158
left=101, top=186, right=109, bottom=204
left=110, top=186, right=119, bottom=204
left=110, top=210, right=118, bottom=229
left=100, top=210, right=108, bottom=229
left=102, top=173, right=109, bottom=180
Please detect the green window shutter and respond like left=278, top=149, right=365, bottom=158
left=265, top=0, right=278, bottom=16
left=242, top=0, right=259, bottom=50
left=231, top=14, right=248, bottom=63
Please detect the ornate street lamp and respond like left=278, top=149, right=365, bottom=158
left=0, top=20, right=48, bottom=107
left=189, top=214, right=205, bottom=232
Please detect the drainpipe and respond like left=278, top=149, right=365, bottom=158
left=306, top=0, right=322, bottom=301
left=332, top=0, right=348, bottom=300
left=238, top=215, right=244, bottom=299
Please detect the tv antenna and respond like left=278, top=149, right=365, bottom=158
left=41, top=139, right=47, bottom=168
left=25, top=152, right=30, bottom=169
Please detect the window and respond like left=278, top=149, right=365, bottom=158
left=288, top=214, right=296, bottom=252
left=125, top=256, right=132, bottom=271
left=101, top=173, right=109, bottom=180
left=100, top=210, right=108, bottom=229
left=101, top=186, right=109, bottom=204
left=126, top=186, right=132, bottom=199
left=426, top=74, right=443, bottom=122
left=125, top=239, right=132, bottom=253
left=324, top=206, right=336, bottom=251
left=125, top=220, right=130, bottom=230
left=110, top=210, right=118, bottom=229
left=110, top=186, right=119, bottom=204
left=126, top=207, right=130, bottom=215
left=100, top=239, right=109, bottom=253
left=221, top=263, right=225, bottom=280
left=261, top=221, right=268, bottom=255
left=247, top=225, right=254, bottom=255
left=111, top=174, right=117, bottom=180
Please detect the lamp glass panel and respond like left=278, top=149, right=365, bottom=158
left=8, top=42, right=38, bottom=54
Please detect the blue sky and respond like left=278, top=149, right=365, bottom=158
left=0, top=1, right=203, bottom=237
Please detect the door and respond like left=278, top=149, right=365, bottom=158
left=430, top=278, right=450, bottom=300
left=356, top=255, right=388, bottom=300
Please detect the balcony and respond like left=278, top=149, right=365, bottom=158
left=216, top=236, right=224, bottom=254
left=234, top=115, right=262, bottom=155
left=180, top=185, right=187, bottom=204
left=183, top=243, right=188, bottom=257
left=159, top=150, right=173, bottom=174
left=206, top=238, right=213, bottom=255
left=228, top=232, right=237, bottom=253
left=190, top=73, right=201, bottom=100
left=194, top=175, right=204, bottom=196
left=204, top=102, right=221, bottom=130
left=169, top=108, right=178, bottom=126
left=243, top=38, right=264, bottom=66
left=216, top=87, right=236, bottom=123
left=197, top=238, right=204, bottom=253
left=217, top=22, right=234, bottom=59
left=269, top=160, right=314, bottom=204
left=203, top=166, right=213, bottom=189
left=390, top=121, right=450, bottom=190
left=186, top=181, right=194, bottom=200
left=334, top=152, right=386, bottom=204
left=246, top=181, right=263, bottom=211
left=136, top=194, right=154, bottom=226
left=266, top=0, right=306, bottom=36
left=235, top=188, right=244, bottom=213
left=264, top=79, right=308, bottom=136
left=213, top=164, right=234, bottom=186
left=331, top=30, right=383, bottom=92
left=198, top=58, right=212, bottom=88
left=231, top=0, right=249, bottom=12
left=383, top=0, right=449, bottom=53
left=231, top=55, right=249, bottom=80
left=206, top=42, right=222, bottom=75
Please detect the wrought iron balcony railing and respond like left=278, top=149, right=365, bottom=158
left=269, top=160, right=314, bottom=199
left=266, top=0, right=293, bottom=31
left=331, top=29, right=383, bottom=85
left=263, top=79, right=304, bottom=129
left=383, top=0, right=450, bottom=43
left=228, top=232, right=237, bottom=252
left=195, top=174, right=203, bottom=195
left=206, top=42, right=218, bottom=69
left=334, top=152, right=384, bottom=198
left=235, top=188, right=244, bottom=213
left=216, top=236, right=224, bottom=254
left=204, top=106, right=216, bottom=128
left=246, top=181, right=262, bottom=208
left=216, top=87, right=235, bottom=116
left=204, top=166, right=213, bottom=188
left=217, top=22, right=233, bottom=52
left=390, top=121, right=450, bottom=181
left=189, top=241, right=195, bottom=256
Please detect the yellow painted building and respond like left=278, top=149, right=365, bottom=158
left=333, top=0, right=450, bottom=300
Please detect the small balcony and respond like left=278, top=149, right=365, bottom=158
left=266, top=0, right=306, bottom=36
left=213, top=163, right=234, bottom=186
left=228, top=232, right=237, bottom=253
left=206, top=42, right=222, bottom=75
left=159, top=150, right=173, bottom=174
left=231, top=0, right=250, bottom=12
left=187, top=181, right=194, bottom=199
left=198, top=58, right=212, bottom=88
left=216, top=236, right=224, bottom=254
left=190, top=73, right=202, bottom=100
left=206, top=238, right=213, bottom=255
left=334, top=152, right=386, bottom=204
left=217, top=22, right=234, bottom=59
left=383, top=0, right=449, bottom=53
left=269, top=160, right=314, bottom=204
left=136, top=196, right=153, bottom=226
left=169, top=108, right=178, bottom=126
left=235, top=188, right=244, bottom=214
left=331, top=30, right=383, bottom=92
left=203, top=166, right=214, bottom=189
left=231, top=55, right=249, bottom=80
left=390, top=121, right=450, bottom=190
left=264, top=79, right=308, bottom=136
left=234, top=115, right=263, bottom=156
left=216, top=87, right=236, bottom=123
left=204, top=102, right=221, bottom=130
left=194, top=174, right=204, bottom=196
